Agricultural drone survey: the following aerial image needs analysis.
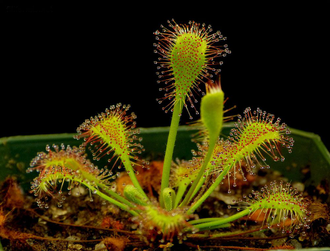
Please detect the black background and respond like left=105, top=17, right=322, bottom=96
left=3, top=2, right=329, bottom=149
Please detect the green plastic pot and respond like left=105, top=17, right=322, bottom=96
left=0, top=124, right=329, bottom=250
left=1, top=123, right=329, bottom=191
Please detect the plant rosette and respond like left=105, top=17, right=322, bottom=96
left=17, top=19, right=320, bottom=249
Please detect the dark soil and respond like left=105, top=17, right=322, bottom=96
left=0, top=165, right=329, bottom=251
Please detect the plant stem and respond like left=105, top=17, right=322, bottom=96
left=97, top=183, right=136, bottom=209
left=192, top=208, right=250, bottom=231
left=180, top=136, right=217, bottom=207
left=174, top=183, right=188, bottom=208
left=186, top=162, right=234, bottom=215
left=188, top=172, right=208, bottom=201
left=160, top=101, right=183, bottom=207
left=83, top=182, right=139, bottom=216
left=122, top=156, right=148, bottom=201
left=68, top=160, right=139, bottom=209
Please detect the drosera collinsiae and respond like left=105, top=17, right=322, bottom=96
left=24, top=19, right=317, bottom=249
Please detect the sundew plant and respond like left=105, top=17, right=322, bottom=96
left=27, top=20, right=310, bottom=247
